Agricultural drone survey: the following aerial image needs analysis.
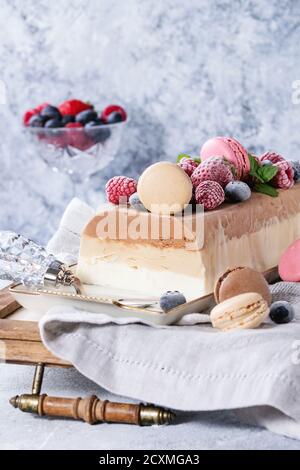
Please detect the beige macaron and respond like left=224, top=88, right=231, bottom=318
left=214, top=266, right=272, bottom=305
left=137, top=161, right=193, bottom=215
left=210, top=292, right=269, bottom=331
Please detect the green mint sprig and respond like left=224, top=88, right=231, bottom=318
left=248, top=154, right=278, bottom=197
left=177, top=153, right=201, bottom=164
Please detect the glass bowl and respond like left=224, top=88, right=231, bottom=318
left=26, top=121, right=126, bottom=184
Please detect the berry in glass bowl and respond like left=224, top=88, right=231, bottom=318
left=23, top=99, right=127, bottom=186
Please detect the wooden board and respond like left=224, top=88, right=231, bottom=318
left=0, top=288, right=71, bottom=368
left=0, top=287, right=21, bottom=319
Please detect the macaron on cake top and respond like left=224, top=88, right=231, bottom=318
left=200, top=137, right=250, bottom=180
left=279, top=239, right=300, bottom=282
left=210, top=292, right=269, bottom=331
left=137, top=161, right=193, bottom=215
left=214, top=266, right=272, bottom=305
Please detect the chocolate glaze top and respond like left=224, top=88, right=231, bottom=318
left=83, top=184, right=300, bottom=250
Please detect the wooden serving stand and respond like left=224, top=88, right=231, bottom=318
left=0, top=287, right=174, bottom=426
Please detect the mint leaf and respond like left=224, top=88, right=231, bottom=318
left=257, top=164, right=278, bottom=182
left=177, top=153, right=191, bottom=163
left=249, top=154, right=260, bottom=175
left=254, top=183, right=278, bottom=197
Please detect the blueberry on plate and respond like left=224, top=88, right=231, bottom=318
left=159, top=291, right=187, bottom=313
left=44, top=118, right=63, bottom=128
left=75, top=109, right=98, bottom=125
left=29, top=114, right=47, bottom=127
left=225, top=181, right=251, bottom=203
left=62, top=114, right=75, bottom=126
left=105, top=111, right=123, bottom=124
left=40, top=105, right=61, bottom=120
left=269, top=301, right=295, bottom=324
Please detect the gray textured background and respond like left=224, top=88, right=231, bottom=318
left=1, top=0, right=300, bottom=244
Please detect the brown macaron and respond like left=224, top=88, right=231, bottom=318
left=214, top=266, right=272, bottom=305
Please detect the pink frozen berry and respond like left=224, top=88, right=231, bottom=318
left=178, top=158, right=199, bottom=177
left=271, top=160, right=294, bottom=189
left=106, top=176, right=137, bottom=204
left=191, top=157, right=234, bottom=188
left=195, top=180, right=225, bottom=211
left=260, top=152, right=285, bottom=165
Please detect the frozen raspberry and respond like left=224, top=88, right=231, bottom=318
left=195, top=180, right=225, bottom=210
left=178, top=158, right=199, bottom=177
left=272, top=160, right=294, bottom=189
left=260, top=152, right=285, bottom=165
left=191, top=157, right=234, bottom=188
left=106, top=176, right=137, bottom=204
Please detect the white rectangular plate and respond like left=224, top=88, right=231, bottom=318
left=9, top=283, right=214, bottom=326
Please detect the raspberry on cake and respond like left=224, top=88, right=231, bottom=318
left=106, top=176, right=137, bottom=204
left=191, top=157, right=233, bottom=188
left=178, top=157, right=199, bottom=177
left=195, top=180, right=225, bottom=210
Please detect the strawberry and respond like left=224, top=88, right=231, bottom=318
left=65, top=122, right=83, bottom=129
left=102, top=105, right=127, bottom=122
left=35, top=102, right=49, bottom=112
left=23, top=109, right=38, bottom=126
left=58, top=99, right=93, bottom=116
left=65, top=123, right=94, bottom=150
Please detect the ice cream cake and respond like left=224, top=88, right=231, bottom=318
left=77, top=184, right=300, bottom=300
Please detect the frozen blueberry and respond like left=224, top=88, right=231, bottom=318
left=106, top=111, right=123, bottom=124
left=40, top=105, right=61, bottom=120
left=29, top=114, right=47, bottom=127
left=75, top=109, right=98, bottom=125
left=44, top=118, right=63, bottom=128
left=289, top=161, right=300, bottom=182
left=62, top=114, right=75, bottom=126
left=269, top=301, right=295, bottom=324
left=225, top=181, right=251, bottom=203
left=128, top=192, right=147, bottom=212
left=262, top=159, right=272, bottom=166
left=159, top=291, right=187, bottom=313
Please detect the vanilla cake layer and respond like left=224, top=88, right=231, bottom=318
left=77, top=185, right=300, bottom=300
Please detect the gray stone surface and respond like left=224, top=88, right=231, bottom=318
left=1, top=363, right=300, bottom=450
left=1, top=0, right=300, bottom=243
left=1, top=0, right=300, bottom=449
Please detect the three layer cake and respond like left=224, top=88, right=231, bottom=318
left=77, top=184, right=300, bottom=300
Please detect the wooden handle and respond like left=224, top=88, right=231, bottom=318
left=10, top=393, right=174, bottom=426
left=39, top=395, right=140, bottom=425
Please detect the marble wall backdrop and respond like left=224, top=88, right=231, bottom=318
left=0, top=0, right=300, bottom=243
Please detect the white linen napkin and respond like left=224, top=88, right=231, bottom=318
left=43, top=198, right=300, bottom=440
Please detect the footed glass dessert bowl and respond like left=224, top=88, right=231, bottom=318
left=26, top=121, right=126, bottom=184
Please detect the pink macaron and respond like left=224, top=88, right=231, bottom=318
left=279, top=239, right=300, bottom=282
left=200, top=137, right=250, bottom=180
